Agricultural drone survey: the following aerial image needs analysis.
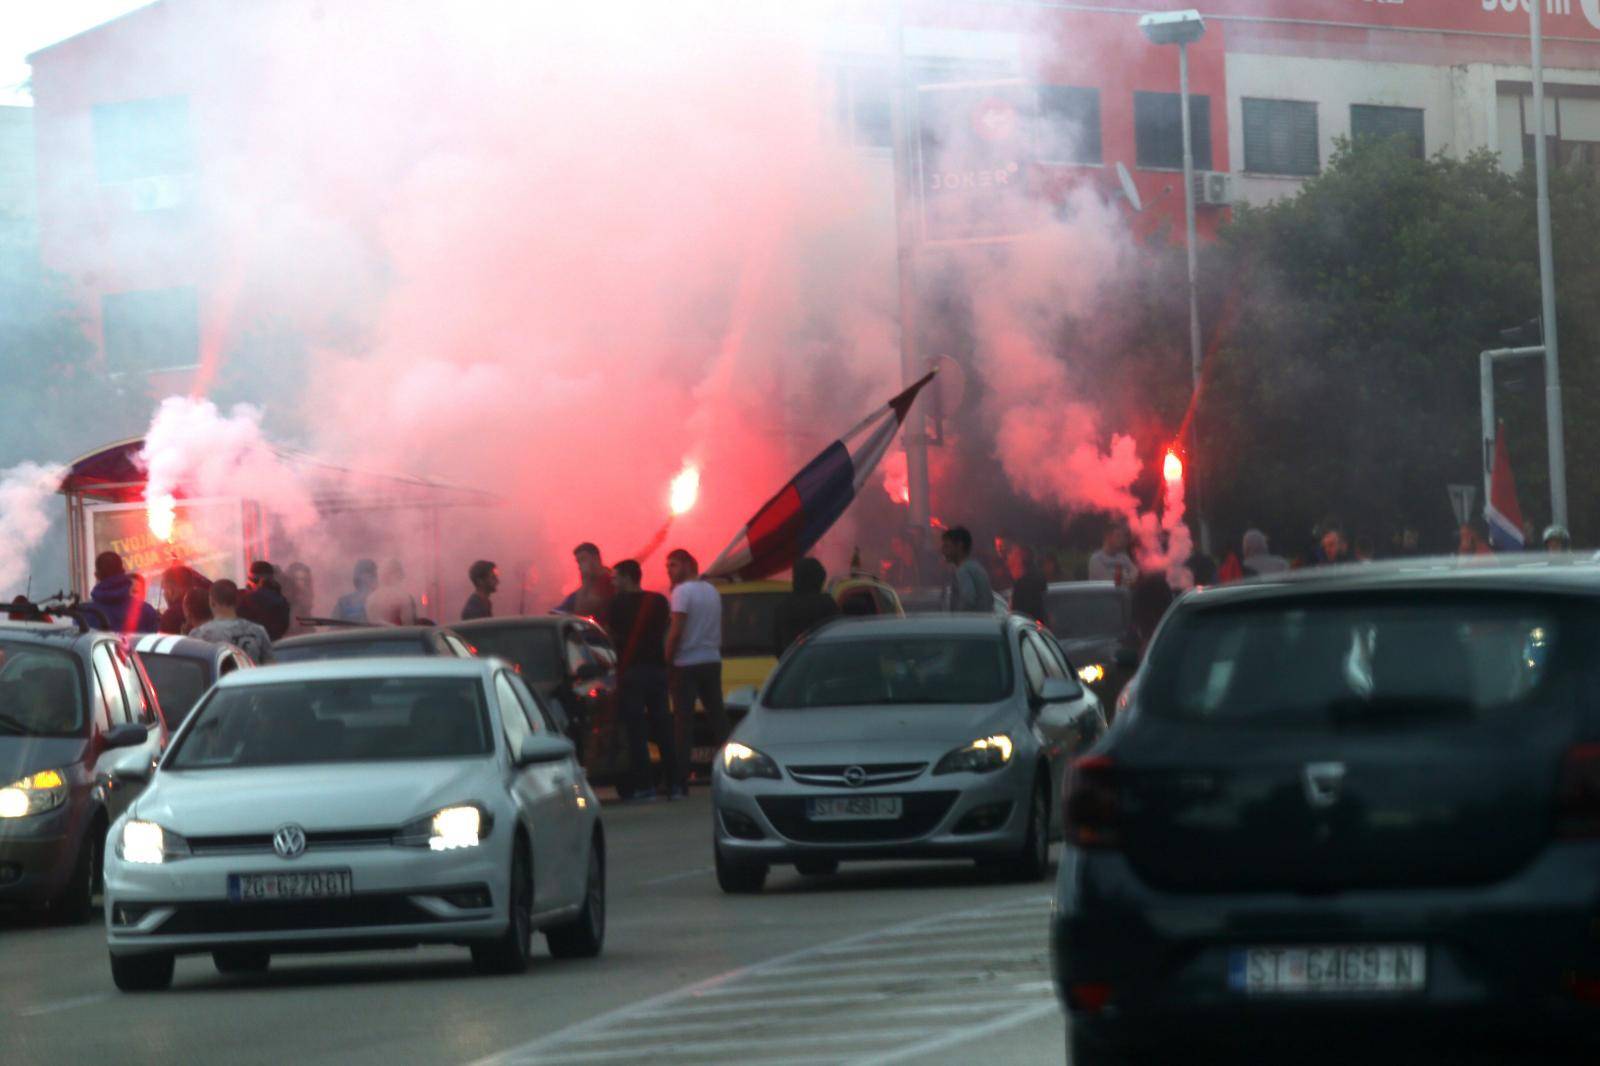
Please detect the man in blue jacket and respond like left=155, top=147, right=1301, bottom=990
left=86, top=551, right=160, bottom=633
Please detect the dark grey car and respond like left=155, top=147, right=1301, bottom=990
left=131, top=633, right=253, bottom=729
left=1054, top=558, right=1600, bottom=1063
left=272, top=625, right=476, bottom=664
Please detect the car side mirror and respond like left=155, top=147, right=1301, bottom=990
left=516, top=733, right=576, bottom=767
left=1035, top=677, right=1082, bottom=708
left=573, top=662, right=606, bottom=683
left=105, top=746, right=153, bottom=784
left=103, top=722, right=149, bottom=751
left=1113, top=645, right=1140, bottom=670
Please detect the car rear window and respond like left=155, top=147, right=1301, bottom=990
left=137, top=654, right=210, bottom=728
left=0, top=642, right=86, bottom=736
left=273, top=637, right=432, bottom=663
left=765, top=636, right=1012, bottom=708
left=455, top=626, right=563, bottom=683
left=1045, top=590, right=1127, bottom=641
left=169, top=677, right=492, bottom=768
left=1143, top=594, right=1568, bottom=728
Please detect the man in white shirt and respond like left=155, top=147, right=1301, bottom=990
left=665, top=549, right=726, bottom=799
left=1087, top=526, right=1137, bottom=585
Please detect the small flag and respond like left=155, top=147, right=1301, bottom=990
left=705, top=372, right=937, bottom=581
left=1484, top=421, right=1525, bottom=552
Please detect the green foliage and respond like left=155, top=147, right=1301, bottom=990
left=1198, top=138, right=1599, bottom=553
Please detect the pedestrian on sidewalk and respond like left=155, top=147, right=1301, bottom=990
left=605, top=559, right=674, bottom=801
left=665, top=549, right=726, bottom=799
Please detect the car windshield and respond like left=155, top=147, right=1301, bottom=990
left=273, top=637, right=432, bottom=663
left=168, top=676, right=492, bottom=768
left=764, top=635, right=1012, bottom=708
left=1046, top=590, right=1126, bottom=641
left=456, top=627, right=563, bottom=684
left=0, top=642, right=86, bottom=737
left=1144, top=595, right=1567, bottom=729
left=136, top=654, right=210, bottom=729
left=721, top=592, right=787, bottom=658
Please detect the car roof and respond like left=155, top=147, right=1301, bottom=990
left=453, top=614, right=582, bottom=633
left=130, top=633, right=236, bottom=660
left=0, top=620, right=106, bottom=650
left=1180, top=554, right=1600, bottom=608
left=806, top=613, right=1011, bottom=642
left=217, top=655, right=500, bottom=687
left=274, top=626, right=444, bottom=648
left=1046, top=581, right=1127, bottom=595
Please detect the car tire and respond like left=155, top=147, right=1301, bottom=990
left=546, top=835, right=606, bottom=959
left=472, top=836, right=533, bottom=975
left=714, top=843, right=767, bottom=894
left=50, top=830, right=98, bottom=925
left=1000, top=776, right=1050, bottom=882
left=794, top=858, right=838, bottom=878
left=110, top=952, right=175, bottom=992
left=213, top=949, right=271, bottom=974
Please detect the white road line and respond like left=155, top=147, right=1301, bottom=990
left=637, top=866, right=712, bottom=886
left=530, top=1026, right=933, bottom=1065
left=618, top=981, right=1048, bottom=1022
left=18, top=993, right=111, bottom=1017
left=761, top=948, right=1046, bottom=976
left=682, top=966, right=1037, bottom=997
left=851, top=1000, right=1063, bottom=1066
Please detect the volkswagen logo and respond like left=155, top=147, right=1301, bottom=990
left=1302, top=763, right=1346, bottom=811
left=272, top=824, right=307, bottom=859
left=842, top=766, right=868, bottom=788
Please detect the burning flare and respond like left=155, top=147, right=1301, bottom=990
left=669, top=464, right=700, bottom=517
left=1163, top=449, right=1183, bottom=485
left=147, top=493, right=177, bottom=543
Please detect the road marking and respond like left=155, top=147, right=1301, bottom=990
left=638, top=866, right=712, bottom=886
left=466, top=894, right=1055, bottom=1066
left=18, top=993, right=111, bottom=1017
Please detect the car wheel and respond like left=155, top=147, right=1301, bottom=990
left=50, top=830, right=98, bottom=925
left=1001, top=777, right=1050, bottom=882
left=472, top=836, right=533, bottom=975
left=794, top=858, right=838, bottom=878
left=110, top=952, right=175, bottom=992
left=213, top=949, right=271, bottom=974
left=546, top=834, right=606, bottom=959
left=714, top=843, right=767, bottom=894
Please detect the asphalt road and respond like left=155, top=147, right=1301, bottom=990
left=1, top=792, right=1066, bottom=1066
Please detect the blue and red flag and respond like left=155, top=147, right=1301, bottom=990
left=704, top=371, right=937, bottom=581
left=1484, top=421, right=1526, bottom=551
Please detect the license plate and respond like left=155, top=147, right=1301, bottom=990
left=1229, top=944, right=1426, bottom=996
left=227, top=869, right=353, bottom=903
left=806, top=797, right=903, bottom=821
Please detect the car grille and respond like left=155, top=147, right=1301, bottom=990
left=156, top=893, right=441, bottom=935
left=186, top=829, right=396, bottom=856
left=757, top=791, right=959, bottom=843
left=786, top=762, right=928, bottom=788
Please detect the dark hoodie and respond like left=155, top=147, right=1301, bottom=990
left=239, top=577, right=292, bottom=641
left=87, top=573, right=160, bottom=634
left=772, top=558, right=839, bottom=657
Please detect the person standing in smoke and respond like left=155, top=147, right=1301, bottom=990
left=365, top=559, right=418, bottom=626
left=1240, top=529, right=1288, bottom=577
left=941, top=526, right=994, bottom=612
left=86, top=552, right=160, bottom=634
left=1006, top=545, right=1047, bottom=622
left=557, top=542, right=615, bottom=619
left=773, top=557, right=839, bottom=656
left=1313, top=520, right=1354, bottom=566
left=283, top=562, right=314, bottom=634
left=462, top=559, right=499, bottom=620
left=191, top=580, right=275, bottom=664
left=182, top=587, right=212, bottom=636
left=605, top=559, right=673, bottom=802
left=158, top=565, right=211, bottom=635
left=1087, top=526, right=1136, bottom=585
left=239, top=561, right=292, bottom=640
left=665, top=549, right=725, bottom=799
left=335, top=559, right=379, bottom=623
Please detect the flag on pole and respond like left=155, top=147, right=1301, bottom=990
left=1484, top=420, right=1526, bottom=551
left=704, top=371, right=937, bottom=581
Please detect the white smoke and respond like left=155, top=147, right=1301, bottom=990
left=0, top=462, right=67, bottom=597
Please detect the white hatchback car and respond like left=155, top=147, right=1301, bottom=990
left=102, top=657, right=604, bottom=990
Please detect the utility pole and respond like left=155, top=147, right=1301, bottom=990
left=888, top=0, right=930, bottom=530
left=1529, top=0, right=1569, bottom=527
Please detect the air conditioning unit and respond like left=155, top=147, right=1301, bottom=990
left=1191, top=171, right=1233, bottom=207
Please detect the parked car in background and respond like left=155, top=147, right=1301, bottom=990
left=272, top=625, right=476, bottom=664
left=131, top=633, right=253, bottom=730
left=1055, top=559, right=1600, bottom=1063
left=452, top=615, right=626, bottom=789
left=0, top=620, right=167, bottom=921
left=1039, top=581, right=1139, bottom=709
left=102, top=656, right=605, bottom=990
left=712, top=613, right=1105, bottom=893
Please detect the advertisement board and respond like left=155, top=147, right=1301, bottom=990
left=81, top=498, right=247, bottom=595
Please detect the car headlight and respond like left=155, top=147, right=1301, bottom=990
left=720, top=742, right=780, bottom=781
left=118, top=820, right=191, bottom=864
left=1077, top=663, right=1106, bottom=685
left=396, top=804, right=491, bottom=851
left=934, top=734, right=1015, bottom=775
left=0, top=769, right=67, bottom=818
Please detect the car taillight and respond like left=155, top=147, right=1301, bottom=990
left=1064, top=754, right=1119, bottom=848
left=1557, top=744, right=1600, bottom=838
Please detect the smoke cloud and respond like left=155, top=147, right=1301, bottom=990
left=0, top=462, right=67, bottom=597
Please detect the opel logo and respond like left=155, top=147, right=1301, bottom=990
left=1302, top=763, right=1346, bottom=811
left=272, top=824, right=307, bottom=859
left=842, top=766, right=868, bottom=788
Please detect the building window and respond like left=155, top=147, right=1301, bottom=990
left=102, top=288, right=199, bottom=374
left=1038, top=85, right=1101, bottom=165
left=1350, top=104, right=1424, bottom=159
left=1134, top=91, right=1212, bottom=171
left=92, top=96, right=193, bottom=184
left=1242, top=98, right=1319, bottom=176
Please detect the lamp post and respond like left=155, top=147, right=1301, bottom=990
left=1139, top=9, right=1209, bottom=554
left=1528, top=0, right=1569, bottom=529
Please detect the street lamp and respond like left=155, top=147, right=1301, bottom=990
left=1527, top=0, right=1568, bottom=529
left=1138, top=9, right=1210, bottom=555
